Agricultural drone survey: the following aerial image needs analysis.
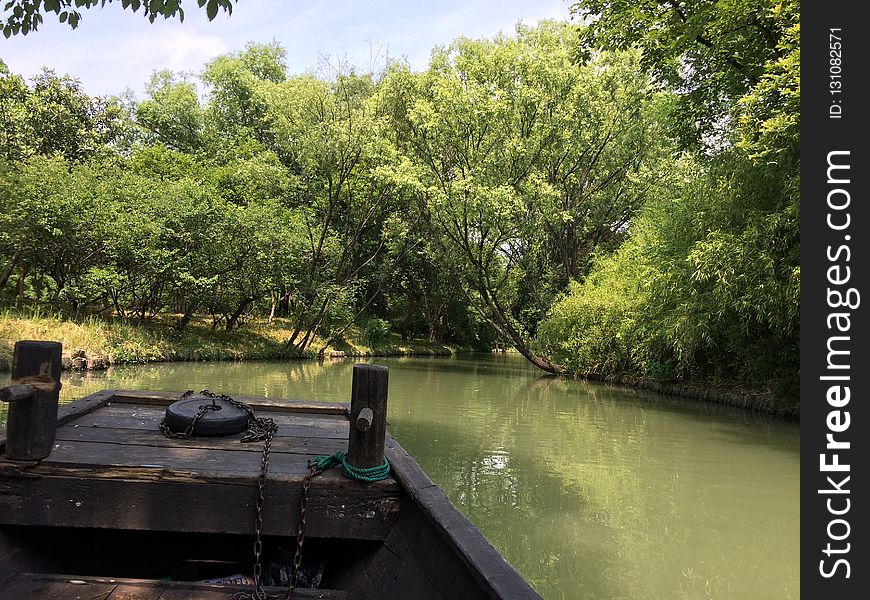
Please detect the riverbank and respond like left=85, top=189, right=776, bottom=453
left=597, top=375, right=799, bottom=419
left=1, top=312, right=795, bottom=418
left=0, top=312, right=461, bottom=371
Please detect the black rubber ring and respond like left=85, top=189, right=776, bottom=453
left=164, top=396, right=250, bottom=436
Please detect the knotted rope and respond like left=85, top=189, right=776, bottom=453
left=310, top=451, right=391, bottom=482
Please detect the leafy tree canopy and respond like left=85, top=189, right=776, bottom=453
left=571, top=0, right=797, bottom=150
left=0, top=65, right=128, bottom=162
left=2, top=0, right=236, bottom=38
left=380, top=21, right=672, bottom=373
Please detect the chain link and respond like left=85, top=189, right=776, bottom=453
left=160, top=390, right=315, bottom=600
left=159, top=390, right=218, bottom=439
left=284, top=461, right=318, bottom=599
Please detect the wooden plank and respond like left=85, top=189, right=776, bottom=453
left=0, top=472, right=401, bottom=539
left=0, top=389, right=115, bottom=456
left=0, top=575, right=348, bottom=600
left=41, top=439, right=327, bottom=478
left=0, top=388, right=115, bottom=461
left=109, top=584, right=164, bottom=600
left=358, top=542, right=442, bottom=600
left=0, top=542, right=21, bottom=589
left=385, top=508, right=471, bottom=599
left=56, top=389, right=118, bottom=426
left=108, top=390, right=348, bottom=415
left=342, top=500, right=483, bottom=600
left=384, top=434, right=542, bottom=600
left=0, top=577, right=117, bottom=599
left=0, top=530, right=32, bottom=590
left=64, top=404, right=350, bottom=439
left=92, top=404, right=349, bottom=426
left=54, top=425, right=348, bottom=457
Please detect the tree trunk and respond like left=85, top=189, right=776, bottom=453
left=16, top=264, right=27, bottom=303
left=268, top=291, right=278, bottom=323
left=175, top=307, right=197, bottom=331
left=226, top=296, right=257, bottom=331
left=0, top=249, right=22, bottom=291
left=512, top=341, right=565, bottom=374
left=464, top=282, right=565, bottom=375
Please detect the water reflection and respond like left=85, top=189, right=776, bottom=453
left=0, top=353, right=799, bottom=599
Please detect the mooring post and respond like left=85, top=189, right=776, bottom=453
left=346, top=364, right=388, bottom=469
left=1, top=340, right=63, bottom=461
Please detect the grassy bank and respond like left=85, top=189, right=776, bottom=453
left=0, top=310, right=460, bottom=371
left=1, top=311, right=794, bottom=418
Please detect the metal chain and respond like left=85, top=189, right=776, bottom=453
left=159, top=391, right=315, bottom=600
left=287, top=462, right=319, bottom=599
left=159, top=390, right=220, bottom=439
left=251, top=415, right=277, bottom=599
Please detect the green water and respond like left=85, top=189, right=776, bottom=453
left=0, top=354, right=799, bottom=599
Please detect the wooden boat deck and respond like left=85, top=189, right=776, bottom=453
left=0, top=390, right=402, bottom=540
left=1, top=385, right=542, bottom=600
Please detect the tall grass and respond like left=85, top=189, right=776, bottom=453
left=0, top=308, right=459, bottom=372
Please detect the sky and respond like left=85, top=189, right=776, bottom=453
left=0, top=0, right=572, bottom=98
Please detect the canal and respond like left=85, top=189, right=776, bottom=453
left=1, top=353, right=799, bottom=599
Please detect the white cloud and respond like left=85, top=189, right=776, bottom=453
left=121, top=28, right=228, bottom=78
left=0, top=0, right=573, bottom=97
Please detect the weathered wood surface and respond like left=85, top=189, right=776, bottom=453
left=0, top=574, right=348, bottom=600
left=1, top=388, right=542, bottom=600
left=109, top=390, right=348, bottom=414
left=0, top=528, right=53, bottom=591
left=53, top=423, right=348, bottom=456
left=1, top=389, right=116, bottom=454
left=3, top=340, right=63, bottom=460
left=0, top=471, right=400, bottom=539
left=347, top=364, right=388, bottom=469
left=0, top=390, right=401, bottom=540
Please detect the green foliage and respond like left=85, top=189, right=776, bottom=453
left=361, top=317, right=391, bottom=347
left=0, top=62, right=30, bottom=162
left=540, top=158, right=798, bottom=399
left=540, top=1, right=799, bottom=401
left=201, top=42, right=286, bottom=147
left=0, top=67, right=127, bottom=162
left=0, top=10, right=799, bottom=401
left=2, top=0, right=236, bottom=38
left=136, top=71, right=205, bottom=154
left=128, top=144, right=202, bottom=180
left=0, top=156, right=114, bottom=311
left=379, top=20, right=672, bottom=371
left=538, top=236, right=654, bottom=378
left=572, top=0, right=796, bottom=151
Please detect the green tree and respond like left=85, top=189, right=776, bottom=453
left=541, top=2, right=800, bottom=401
left=2, top=0, right=236, bottom=37
left=136, top=70, right=205, bottom=154
left=0, top=156, right=113, bottom=313
left=572, top=0, right=794, bottom=150
left=263, top=71, right=412, bottom=354
left=0, top=66, right=126, bottom=163
left=0, top=60, right=30, bottom=163
left=201, top=42, right=287, bottom=151
left=380, top=21, right=669, bottom=372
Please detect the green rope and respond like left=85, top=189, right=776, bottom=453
left=312, top=451, right=391, bottom=482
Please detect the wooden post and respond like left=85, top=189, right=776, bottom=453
left=346, top=364, right=388, bottom=469
left=2, top=340, right=62, bottom=461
